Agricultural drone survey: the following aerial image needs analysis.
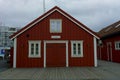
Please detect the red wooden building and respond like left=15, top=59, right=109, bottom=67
left=10, top=6, right=99, bottom=68
left=98, top=20, right=120, bottom=63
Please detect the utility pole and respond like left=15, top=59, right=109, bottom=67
left=43, top=0, right=46, bottom=13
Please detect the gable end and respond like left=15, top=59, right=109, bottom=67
left=10, top=6, right=99, bottom=40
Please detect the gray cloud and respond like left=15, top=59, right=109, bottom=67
left=0, top=0, right=119, bottom=32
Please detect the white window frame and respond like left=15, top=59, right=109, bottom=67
left=50, top=19, right=62, bottom=33
left=71, top=41, right=83, bottom=57
left=28, top=41, right=41, bottom=58
left=115, top=41, right=120, bottom=50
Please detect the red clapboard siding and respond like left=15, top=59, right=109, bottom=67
left=12, top=7, right=99, bottom=68
left=98, top=35, right=120, bottom=63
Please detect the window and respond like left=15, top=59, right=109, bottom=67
left=115, top=41, right=120, bottom=50
left=50, top=19, right=62, bottom=33
left=71, top=41, right=83, bottom=57
left=28, top=41, right=41, bottom=58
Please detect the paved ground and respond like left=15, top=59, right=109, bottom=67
left=0, top=59, right=10, bottom=72
left=0, top=60, right=120, bottom=80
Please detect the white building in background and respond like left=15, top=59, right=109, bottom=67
left=0, top=26, right=20, bottom=49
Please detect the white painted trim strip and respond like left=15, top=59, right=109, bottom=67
left=13, top=38, right=17, bottom=68
left=66, top=41, right=68, bottom=67
left=51, top=36, right=61, bottom=39
left=11, top=8, right=99, bottom=40
left=93, top=37, right=97, bottom=67
left=44, top=41, right=46, bottom=67
left=44, top=40, right=68, bottom=67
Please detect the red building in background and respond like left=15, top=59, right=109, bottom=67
left=10, top=6, right=99, bottom=68
left=98, top=20, right=120, bottom=63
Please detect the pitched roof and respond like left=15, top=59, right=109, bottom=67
left=98, top=20, right=120, bottom=37
left=10, top=6, right=99, bottom=40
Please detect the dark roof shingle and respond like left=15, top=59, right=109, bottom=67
left=98, top=20, right=120, bottom=37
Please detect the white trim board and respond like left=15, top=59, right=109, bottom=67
left=13, top=38, right=17, bottom=68
left=93, top=37, right=97, bottom=67
left=44, top=40, right=68, bottom=67
left=51, top=36, right=61, bottom=39
left=11, top=7, right=99, bottom=40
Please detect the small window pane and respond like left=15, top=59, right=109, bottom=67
left=119, top=43, right=120, bottom=48
left=73, top=43, right=76, bottom=54
left=116, top=43, right=118, bottom=49
left=56, top=21, right=61, bottom=32
left=78, top=44, right=81, bottom=54
left=36, top=44, right=39, bottom=55
left=31, top=44, right=34, bottom=55
left=51, top=21, right=56, bottom=32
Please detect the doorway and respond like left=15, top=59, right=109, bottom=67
left=107, top=42, right=112, bottom=61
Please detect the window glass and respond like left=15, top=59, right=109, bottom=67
left=50, top=19, right=62, bottom=33
left=73, top=43, right=76, bottom=55
left=78, top=43, right=81, bottom=54
left=71, top=41, right=83, bottom=57
left=36, top=44, right=39, bottom=55
left=115, top=41, right=120, bottom=50
left=31, top=44, right=34, bottom=55
left=119, top=43, right=120, bottom=48
left=29, top=41, right=41, bottom=58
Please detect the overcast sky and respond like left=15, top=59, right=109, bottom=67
left=0, top=0, right=119, bottom=32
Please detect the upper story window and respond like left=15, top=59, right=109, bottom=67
left=28, top=41, right=41, bottom=58
left=71, top=41, right=83, bottom=57
left=115, top=41, right=120, bottom=50
left=50, top=19, right=62, bottom=33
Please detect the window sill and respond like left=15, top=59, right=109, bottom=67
left=28, top=56, right=41, bottom=58
left=71, top=55, right=83, bottom=58
left=50, top=32, right=62, bottom=33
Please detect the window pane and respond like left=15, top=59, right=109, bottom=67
left=78, top=43, right=81, bottom=54
left=29, top=41, right=41, bottom=58
left=116, top=43, right=118, bottom=49
left=116, top=42, right=119, bottom=49
left=56, top=21, right=61, bottom=32
left=50, top=20, right=61, bottom=32
left=31, top=44, right=34, bottom=55
left=118, top=43, right=120, bottom=49
left=73, top=43, right=76, bottom=54
left=51, top=21, right=56, bottom=32
left=36, top=44, right=39, bottom=55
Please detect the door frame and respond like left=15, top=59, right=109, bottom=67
left=44, top=40, right=68, bottom=67
left=107, top=42, right=112, bottom=61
